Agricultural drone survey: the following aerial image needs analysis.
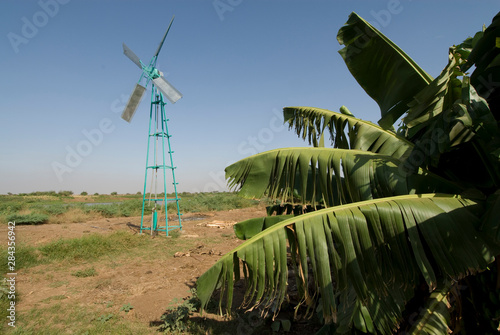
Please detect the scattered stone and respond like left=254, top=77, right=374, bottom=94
left=173, top=251, right=192, bottom=258
left=205, top=220, right=237, bottom=229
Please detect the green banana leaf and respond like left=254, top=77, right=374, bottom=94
left=481, top=189, right=500, bottom=242
left=225, top=147, right=462, bottom=207
left=464, top=11, right=500, bottom=103
left=284, top=106, right=414, bottom=161
left=337, top=12, right=433, bottom=129
left=402, top=46, right=500, bottom=184
left=197, top=194, right=497, bottom=334
left=234, top=215, right=292, bottom=240
left=407, top=281, right=452, bottom=334
left=404, top=50, right=496, bottom=142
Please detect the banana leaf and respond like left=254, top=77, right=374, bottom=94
left=234, top=215, right=292, bottom=240
left=337, top=12, right=433, bottom=129
left=225, top=147, right=463, bottom=207
left=197, top=194, right=497, bottom=334
left=402, top=47, right=500, bottom=184
left=407, top=281, right=452, bottom=334
left=464, top=11, right=500, bottom=103
left=284, top=107, right=414, bottom=161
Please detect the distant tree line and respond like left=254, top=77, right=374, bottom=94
left=15, top=190, right=74, bottom=197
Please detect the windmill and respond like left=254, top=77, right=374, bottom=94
left=121, top=15, right=182, bottom=236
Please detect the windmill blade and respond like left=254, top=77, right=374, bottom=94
left=152, top=76, right=182, bottom=104
left=154, top=15, right=175, bottom=58
left=121, top=84, right=147, bottom=122
left=123, top=43, right=143, bottom=69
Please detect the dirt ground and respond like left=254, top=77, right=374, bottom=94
left=1, top=205, right=268, bottom=330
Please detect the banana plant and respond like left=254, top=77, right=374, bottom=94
left=197, top=11, right=500, bottom=334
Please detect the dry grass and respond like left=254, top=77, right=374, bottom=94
left=20, top=195, right=60, bottom=201
left=48, top=208, right=102, bottom=224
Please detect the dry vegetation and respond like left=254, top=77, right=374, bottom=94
left=0, top=192, right=291, bottom=334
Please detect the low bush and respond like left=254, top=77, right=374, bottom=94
left=42, top=204, right=68, bottom=216
left=7, top=213, right=49, bottom=225
left=117, top=199, right=144, bottom=217
left=173, top=192, right=260, bottom=213
left=28, top=203, right=68, bottom=216
left=0, top=201, right=24, bottom=215
left=86, top=205, right=120, bottom=218
left=159, top=291, right=200, bottom=333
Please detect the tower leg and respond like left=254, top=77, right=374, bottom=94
left=140, top=86, right=182, bottom=236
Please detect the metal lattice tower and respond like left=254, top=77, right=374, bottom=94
left=119, top=16, right=183, bottom=236
left=140, top=87, right=182, bottom=235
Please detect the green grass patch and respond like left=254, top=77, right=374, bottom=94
left=0, top=278, right=14, bottom=329
left=72, top=267, right=98, bottom=278
left=173, top=192, right=260, bottom=213
left=0, top=231, right=150, bottom=273
left=41, top=295, right=67, bottom=303
left=1, top=192, right=263, bottom=224
left=0, top=244, right=39, bottom=273
left=37, top=204, right=68, bottom=216
left=38, top=231, right=148, bottom=263
left=6, top=302, right=157, bottom=335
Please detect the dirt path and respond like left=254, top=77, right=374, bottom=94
left=1, top=206, right=267, bottom=328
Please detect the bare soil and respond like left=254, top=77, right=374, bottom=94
left=1, top=205, right=268, bottom=332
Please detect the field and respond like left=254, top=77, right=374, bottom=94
left=0, top=192, right=303, bottom=334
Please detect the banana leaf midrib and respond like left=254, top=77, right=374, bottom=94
left=234, top=147, right=403, bottom=160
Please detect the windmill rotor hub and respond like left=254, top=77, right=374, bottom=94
left=148, top=67, right=162, bottom=79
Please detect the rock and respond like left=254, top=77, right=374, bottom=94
left=174, top=252, right=185, bottom=258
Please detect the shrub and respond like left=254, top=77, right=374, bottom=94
left=0, top=201, right=23, bottom=215
left=42, top=204, right=67, bottom=216
left=86, top=205, right=119, bottom=218
left=159, top=294, right=200, bottom=333
left=118, top=199, right=144, bottom=217
left=7, top=213, right=49, bottom=225
left=80, top=191, right=88, bottom=196
left=172, top=192, right=259, bottom=213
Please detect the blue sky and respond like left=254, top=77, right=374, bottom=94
left=0, top=0, right=498, bottom=195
